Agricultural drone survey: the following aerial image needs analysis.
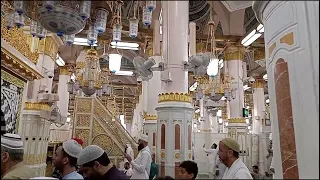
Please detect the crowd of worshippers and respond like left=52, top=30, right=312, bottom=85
left=2, top=125, right=262, bottom=180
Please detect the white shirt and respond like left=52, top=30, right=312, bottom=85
left=124, top=168, right=133, bottom=177
left=222, top=158, right=253, bottom=179
left=203, top=148, right=218, bottom=174
left=125, top=146, right=135, bottom=163
left=203, top=148, right=227, bottom=178
left=130, top=146, right=152, bottom=179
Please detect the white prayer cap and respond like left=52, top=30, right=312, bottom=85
left=139, top=134, right=148, bottom=142
left=62, top=140, right=83, bottom=158
left=126, top=143, right=131, bottom=147
left=77, top=145, right=104, bottom=165
left=1, top=133, right=24, bottom=150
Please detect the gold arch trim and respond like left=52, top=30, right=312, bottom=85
left=224, top=46, right=245, bottom=61
left=1, top=48, right=43, bottom=81
left=24, top=102, right=51, bottom=111
left=252, top=80, right=265, bottom=88
left=144, top=114, right=158, bottom=120
left=158, top=93, right=192, bottom=103
left=59, top=67, right=72, bottom=75
left=228, top=118, right=246, bottom=123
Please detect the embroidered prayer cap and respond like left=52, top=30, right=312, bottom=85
left=62, top=139, right=83, bottom=158
left=1, top=133, right=24, bottom=150
left=220, top=137, right=240, bottom=152
left=139, top=134, right=148, bottom=142
left=77, top=145, right=105, bottom=165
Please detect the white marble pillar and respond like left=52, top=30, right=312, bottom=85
left=251, top=80, right=265, bottom=167
left=156, top=1, right=193, bottom=178
left=20, top=50, right=57, bottom=176
left=225, top=46, right=248, bottom=163
left=210, top=114, right=219, bottom=133
left=125, top=122, right=132, bottom=135
left=57, top=67, right=71, bottom=122
left=253, top=1, right=319, bottom=179
left=31, top=54, right=55, bottom=101
left=18, top=34, right=63, bottom=176
left=144, top=19, right=161, bottom=155
left=189, top=22, right=197, bottom=56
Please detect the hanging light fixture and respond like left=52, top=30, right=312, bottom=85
left=13, top=12, right=25, bottom=28
left=30, top=21, right=37, bottom=37
left=13, top=1, right=24, bottom=15
left=87, top=24, right=98, bottom=46
left=95, top=8, right=108, bottom=34
left=142, top=7, right=152, bottom=26
left=4, top=12, right=14, bottom=30
left=113, top=24, right=122, bottom=43
left=74, top=49, right=103, bottom=96
left=146, top=1, right=156, bottom=12
left=129, top=18, right=139, bottom=38
left=109, top=48, right=122, bottom=73
left=129, top=2, right=139, bottom=38
left=43, top=1, right=55, bottom=12
left=36, top=25, right=47, bottom=40
left=9, top=0, right=91, bottom=37
left=207, top=56, right=219, bottom=77
left=64, top=34, right=75, bottom=46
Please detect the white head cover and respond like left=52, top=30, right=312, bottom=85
left=126, top=143, right=131, bottom=147
left=1, top=133, right=24, bottom=150
left=139, top=134, right=148, bottom=142
left=62, top=140, right=83, bottom=158
left=77, top=145, right=105, bottom=165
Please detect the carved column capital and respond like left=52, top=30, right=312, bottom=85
left=254, top=50, right=265, bottom=61
left=224, top=45, right=245, bottom=61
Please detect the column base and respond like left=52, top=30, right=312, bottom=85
left=27, top=163, right=47, bottom=177
left=20, top=111, right=51, bottom=177
left=156, top=101, right=194, bottom=178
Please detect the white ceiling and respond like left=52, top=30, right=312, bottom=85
left=221, top=1, right=253, bottom=12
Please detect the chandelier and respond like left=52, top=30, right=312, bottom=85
left=67, top=48, right=111, bottom=96
left=4, top=1, right=157, bottom=46
left=194, top=20, right=237, bottom=102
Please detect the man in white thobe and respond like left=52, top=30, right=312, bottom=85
left=125, top=143, right=134, bottom=163
left=218, top=138, right=252, bottom=179
left=203, top=143, right=226, bottom=179
left=125, top=134, right=152, bottom=179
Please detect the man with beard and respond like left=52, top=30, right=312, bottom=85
left=52, top=139, right=83, bottom=179
left=125, top=134, right=152, bottom=179
left=218, top=138, right=252, bottom=179
left=77, top=145, right=125, bottom=180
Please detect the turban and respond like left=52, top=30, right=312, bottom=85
left=77, top=145, right=105, bottom=165
left=221, top=138, right=240, bottom=153
left=139, top=134, right=148, bottom=142
left=63, top=140, right=83, bottom=158
left=1, top=133, right=24, bottom=150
